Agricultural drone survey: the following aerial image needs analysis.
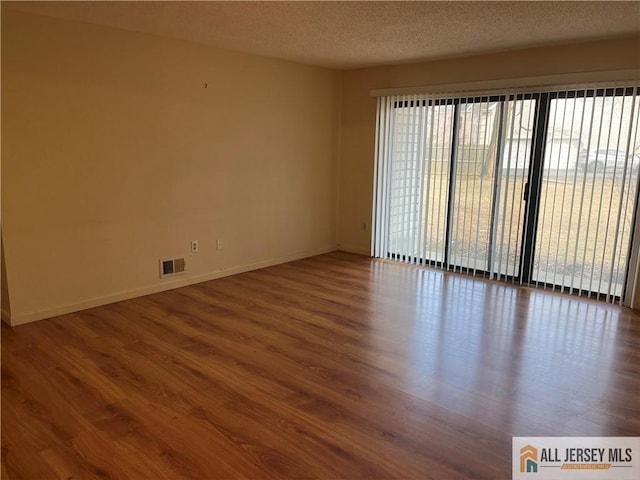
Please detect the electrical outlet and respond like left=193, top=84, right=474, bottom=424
left=216, top=239, right=224, bottom=251
left=191, top=240, right=199, bottom=253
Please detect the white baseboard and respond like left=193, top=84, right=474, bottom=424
left=8, top=245, right=338, bottom=326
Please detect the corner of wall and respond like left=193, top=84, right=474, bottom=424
left=335, top=69, right=345, bottom=250
left=1, top=232, right=12, bottom=324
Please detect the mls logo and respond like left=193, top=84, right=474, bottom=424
left=520, top=445, right=538, bottom=473
left=514, top=436, right=639, bottom=480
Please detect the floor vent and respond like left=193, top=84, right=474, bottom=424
left=160, top=258, right=186, bottom=278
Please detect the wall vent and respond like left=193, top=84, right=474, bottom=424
left=160, top=258, right=186, bottom=278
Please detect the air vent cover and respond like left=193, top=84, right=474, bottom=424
left=160, top=258, right=186, bottom=278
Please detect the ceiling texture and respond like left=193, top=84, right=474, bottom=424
left=4, top=1, right=640, bottom=69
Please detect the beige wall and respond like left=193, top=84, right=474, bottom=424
left=338, top=37, right=640, bottom=255
left=1, top=11, right=341, bottom=324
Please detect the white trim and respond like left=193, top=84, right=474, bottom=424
left=370, top=69, right=640, bottom=97
left=7, top=246, right=338, bottom=326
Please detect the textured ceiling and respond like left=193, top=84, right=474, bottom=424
left=4, top=1, right=640, bottom=69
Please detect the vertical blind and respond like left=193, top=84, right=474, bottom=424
left=372, top=85, right=640, bottom=303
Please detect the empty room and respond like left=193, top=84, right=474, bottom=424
left=2, top=1, right=639, bottom=479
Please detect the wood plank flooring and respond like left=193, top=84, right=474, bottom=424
left=2, top=251, right=639, bottom=479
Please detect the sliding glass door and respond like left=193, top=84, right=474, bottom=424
left=449, top=100, right=501, bottom=273
left=374, top=85, right=640, bottom=303
left=449, top=98, right=535, bottom=277
left=531, top=89, right=640, bottom=299
left=381, top=94, right=536, bottom=281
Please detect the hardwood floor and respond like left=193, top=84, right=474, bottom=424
left=2, top=251, right=639, bottom=479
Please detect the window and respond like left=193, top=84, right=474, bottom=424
left=373, top=85, right=640, bottom=303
